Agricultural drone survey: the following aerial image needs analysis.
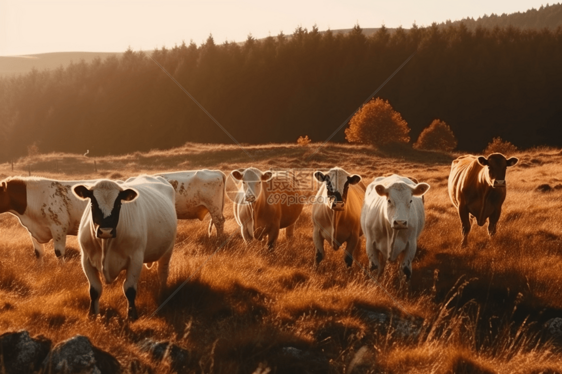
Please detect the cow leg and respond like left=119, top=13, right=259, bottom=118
left=401, top=240, right=416, bottom=282
left=344, top=235, right=359, bottom=268
left=156, top=249, right=173, bottom=295
left=266, top=227, right=279, bottom=251
left=30, top=235, right=45, bottom=259
left=209, top=209, right=225, bottom=238
left=123, top=255, right=143, bottom=321
left=82, top=256, right=102, bottom=316
left=240, top=224, right=253, bottom=244
left=458, top=204, right=471, bottom=247
left=285, top=223, right=295, bottom=239
left=313, top=226, right=325, bottom=265
left=51, top=230, right=67, bottom=258
left=365, top=233, right=380, bottom=273
left=488, top=208, right=502, bottom=238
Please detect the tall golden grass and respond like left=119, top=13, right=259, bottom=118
left=0, top=143, right=561, bottom=373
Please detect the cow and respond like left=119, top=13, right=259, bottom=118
left=73, top=175, right=177, bottom=320
left=448, top=153, right=518, bottom=247
left=0, top=177, right=96, bottom=258
left=157, top=170, right=226, bottom=237
left=311, top=167, right=365, bottom=267
left=361, top=174, right=430, bottom=280
left=230, top=168, right=303, bottom=249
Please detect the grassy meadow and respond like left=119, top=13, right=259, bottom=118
left=0, top=142, right=561, bottom=373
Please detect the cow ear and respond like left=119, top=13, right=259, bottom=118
left=347, top=175, right=361, bottom=185
left=314, top=171, right=326, bottom=182
left=477, top=156, right=489, bottom=166
left=73, top=185, right=93, bottom=200
left=119, top=188, right=138, bottom=202
left=261, top=171, right=274, bottom=182
left=231, top=170, right=244, bottom=181
left=374, top=184, right=387, bottom=197
left=412, top=183, right=430, bottom=197
left=506, top=157, right=519, bottom=167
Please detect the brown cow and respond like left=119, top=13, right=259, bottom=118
left=231, top=168, right=304, bottom=249
left=448, top=153, right=518, bottom=247
left=312, top=167, right=366, bottom=267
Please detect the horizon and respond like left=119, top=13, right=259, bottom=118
left=0, top=0, right=555, bottom=56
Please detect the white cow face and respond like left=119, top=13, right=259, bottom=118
left=375, top=182, right=430, bottom=229
left=73, top=180, right=138, bottom=239
left=231, top=168, right=274, bottom=203
left=477, top=153, right=518, bottom=188
left=314, top=168, right=361, bottom=211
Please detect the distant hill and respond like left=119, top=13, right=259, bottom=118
left=441, top=2, right=562, bottom=30
left=0, top=52, right=121, bottom=78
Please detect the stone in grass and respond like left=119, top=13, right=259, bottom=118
left=42, top=335, right=120, bottom=374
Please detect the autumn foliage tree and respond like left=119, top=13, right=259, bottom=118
left=345, top=98, right=410, bottom=147
left=484, top=137, right=518, bottom=155
left=413, top=119, right=458, bottom=152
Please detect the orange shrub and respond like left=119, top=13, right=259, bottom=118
left=345, top=98, right=410, bottom=147
left=484, top=137, right=518, bottom=155
left=297, top=135, right=312, bottom=146
left=413, top=119, right=457, bottom=152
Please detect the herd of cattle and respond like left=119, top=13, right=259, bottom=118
left=0, top=153, right=518, bottom=319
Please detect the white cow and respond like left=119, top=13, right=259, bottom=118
left=73, top=175, right=177, bottom=320
left=361, top=174, right=430, bottom=280
left=157, top=170, right=226, bottom=237
left=0, top=177, right=95, bottom=258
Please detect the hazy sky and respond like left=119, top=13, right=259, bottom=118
left=0, top=0, right=552, bottom=56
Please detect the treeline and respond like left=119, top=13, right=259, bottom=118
left=443, top=3, right=562, bottom=30
left=1, top=23, right=561, bottom=161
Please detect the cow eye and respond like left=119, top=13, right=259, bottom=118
left=410, top=200, right=412, bottom=204
left=388, top=199, right=391, bottom=204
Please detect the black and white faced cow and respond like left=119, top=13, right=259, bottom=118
left=73, top=176, right=177, bottom=320
left=0, top=177, right=95, bottom=258
left=312, top=167, right=366, bottom=267
left=361, top=174, right=430, bottom=280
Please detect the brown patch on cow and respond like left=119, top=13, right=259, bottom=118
left=1, top=179, right=27, bottom=215
left=196, top=206, right=209, bottom=221
left=168, top=180, right=179, bottom=191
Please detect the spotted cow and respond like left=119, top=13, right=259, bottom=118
left=0, top=177, right=96, bottom=258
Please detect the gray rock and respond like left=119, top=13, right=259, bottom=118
left=545, top=317, right=562, bottom=344
left=281, top=346, right=331, bottom=371
left=358, top=308, right=421, bottom=338
left=42, top=335, right=120, bottom=374
left=139, top=339, right=190, bottom=372
left=0, top=330, right=51, bottom=374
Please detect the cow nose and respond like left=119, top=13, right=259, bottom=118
left=494, top=180, right=506, bottom=187
left=393, top=220, right=408, bottom=229
left=331, top=201, right=345, bottom=211
left=245, top=194, right=256, bottom=202
left=97, top=227, right=114, bottom=239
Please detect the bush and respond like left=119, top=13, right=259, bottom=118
left=297, top=135, right=311, bottom=146
left=484, top=137, right=518, bottom=155
left=345, top=98, right=410, bottom=147
left=413, top=119, right=457, bottom=152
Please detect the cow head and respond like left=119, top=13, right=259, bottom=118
left=375, top=181, right=430, bottom=229
left=230, top=168, right=274, bottom=203
left=0, top=179, right=26, bottom=215
left=477, top=153, right=518, bottom=188
left=314, top=168, right=361, bottom=211
left=73, top=180, right=138, bottom=239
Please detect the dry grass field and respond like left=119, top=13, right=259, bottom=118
left=0, top=142, right=561, bottom=373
